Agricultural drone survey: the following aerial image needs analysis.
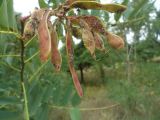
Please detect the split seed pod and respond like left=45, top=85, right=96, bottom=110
left=50, top=23, right=62, bottom=72
left=38, top=10, right=51, bottom=61
left=93, top=32, right=105, bottom=51
left=80, top=19, right=95, bottom=57
left=66, top=21, right=83, bottom=97
left=105, top=32, right=124, bottom=49
left=23, top=19, right=36, bottom=40
left=68, top=16, right=106, bottom=35
left=31, top=8, right=46, bottom=23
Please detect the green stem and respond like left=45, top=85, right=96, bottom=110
left=20, top=39, right=30, bottom=120
left=22, top=82, right=30, bottom=120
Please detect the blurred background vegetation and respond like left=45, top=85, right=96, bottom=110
left=0, top=0, right=160, bottom=120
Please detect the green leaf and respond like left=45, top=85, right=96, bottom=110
left=7, top=0, right=17, bottom=30
left=0, top=0, right=3, bottom=6
left=69, top=108, right=81, bottom=120
left=128, top=0, right=148, bottom=19
left=70, top=1, right=127, bottom=13
left=38, top=0, right=48, bottom=8
left=0, top=0, right=9, bottom=30
left=114, top=12, right=122, bottom=22
left=34, top=104, right=49, bottom=120
left=0, top=96, right=20, bottom=105
left=0, top=0, right=17, bottom=31
left=0, top=110, right=22, bottom=120
left=60, top=85, right=73, bottom=105
left=29, top=83, right=44, bottom=116
left=71, top=92, right=81, bottom=106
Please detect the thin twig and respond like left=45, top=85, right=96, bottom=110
left=50, top=103, right=120, bottom=111
left=20, top=40, right=25, bottom=83
left=20, top=18, right=30, bottom=120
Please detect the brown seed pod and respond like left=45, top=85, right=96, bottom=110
left=66, top=21, right=83, bottom=97
left=38, top=10, right=51, bottom=62
left=50, top=23, right=62, bottom=72
left=23, top=19, right=36, bottom=40
left=79, top=19, right=95, bottom=58
left=93, top=32, right=105, bottom=51
left=105, top=32, right=124, bottom=49
left=68, top=16, right=106, bottom=35
left=31, top=8, right=46, bottom=23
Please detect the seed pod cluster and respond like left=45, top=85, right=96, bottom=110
left=23, top=9, right=62, bottom=71
left=23, top=0, right=127, bottom=97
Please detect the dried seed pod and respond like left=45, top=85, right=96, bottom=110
left=50, top=24, right=62, bottom=72
left=66, top=0, right=96, bottom=5
left=31, top=8, right=46, bottom=23
left=23, top=19, right=36, bottom=40
left=66, top=21, right=83, bottom=97
left=80, top=19, right=95, bottom=57
left=105, top=32, right=124, bottom=49
left=68, top=16, right=106, bottom=34
left=70, top=1, right=127, bottom=13
left=81, top=28, right=95, bottom=57
left=38, top=10, right=51, bottom=61
left=93, top=32, right=105, bottom=51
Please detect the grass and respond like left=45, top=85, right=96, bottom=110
left=49, top=62, right=160, bottom=120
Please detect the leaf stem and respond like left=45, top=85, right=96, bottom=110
left=20, top=39, right=30, bottom=120
left=22, top=82, right=30, bottom=120
left=24, top=51, right=39, bottom=63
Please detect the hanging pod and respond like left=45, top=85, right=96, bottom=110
left=37, top=10, right=51, bottom=62
left=93, top=32, right=105, bottom=51
left=70, top=1, right=127, bottom=13
left=105, top=32, right=124, bottom=49
left=66, top=0, right=96, bottom=5
left=49, top=22, right=62, bottom=72
left=79, top=19, right=96, bottom=58
left=66, top=20, right=83, bottom=97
